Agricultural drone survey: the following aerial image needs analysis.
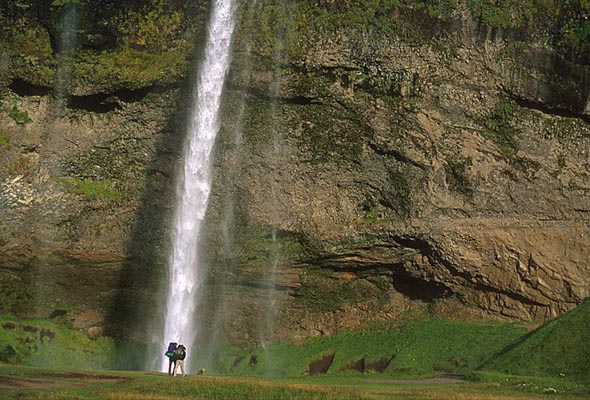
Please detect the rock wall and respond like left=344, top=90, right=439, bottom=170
left=0, top=1, right=589, bottom=348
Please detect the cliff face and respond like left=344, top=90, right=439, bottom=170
left=0, top=1, right=589, bottom=347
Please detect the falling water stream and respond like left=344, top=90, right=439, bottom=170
left=54, top=2, right=80, bottom=110
left=198, top=1, right=259, bottom=370
left=159, top=0, right=236, bottom=373
left=259, top=3, right=290, bottom=376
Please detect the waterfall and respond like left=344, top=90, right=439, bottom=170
left=255, top=2, right=290, bottom=375
left=198, top=3, right=258, bottom=369
left=54, top=1, right=80, bottom=111
left=159, top=0, right=236, bottom=373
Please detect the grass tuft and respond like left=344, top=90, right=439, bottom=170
left=58, top=177, right=125, bottom=200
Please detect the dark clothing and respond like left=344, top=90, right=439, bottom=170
left=172, top=346, right=186, bottom=361
left=172, top=345, right=187, bottom=377
left=166, top=343, right=178, bottom=375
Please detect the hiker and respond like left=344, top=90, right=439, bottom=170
left=165, top=342, right=177, bottom=376
left=173, top=344, right=187, bottom=377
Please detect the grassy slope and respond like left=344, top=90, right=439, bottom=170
left=1, top=312, right=527, bottom=377
left=231, top=317, right=528, bottom=377
left=479, top=298, right=590, bottom=379
left=0, top=314, right=153, bottom=370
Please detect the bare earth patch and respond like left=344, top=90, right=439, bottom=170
left=0, top=372, right=131, bottom=389
left=0, top=375, right=83, bottom=389
left=368, top=374, right=466, bottom=385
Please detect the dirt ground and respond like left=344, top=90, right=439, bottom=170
left=0, top=375, right=82, bottom=389
left=367, top=374, right=466, bottom=385
left=0, top=372, right=131, bottom=389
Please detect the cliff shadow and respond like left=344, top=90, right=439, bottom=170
left=103, top=83, right=187, bottom=368
left=103, top=9, right=213, bottom=370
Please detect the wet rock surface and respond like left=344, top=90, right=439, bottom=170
left=0, top=3, right=589, bottom=347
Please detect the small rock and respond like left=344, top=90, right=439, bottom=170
left=87, top=326, right=103, bottom=338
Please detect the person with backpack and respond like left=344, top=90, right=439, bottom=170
left=172, top=344, right=187, bottom=377
left=165, top=342, right=177, bottom=376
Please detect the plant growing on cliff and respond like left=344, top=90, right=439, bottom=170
left=293, top=0, right=400, bottom=31
left=481, top=98, right=544, bottom=177
left=0, top=101, right=32, bottom=125
left=247, top=0, right=297, bottom=60
left=542, top=117, right=588, bottom=144
left=0, top=314, right=155, bottom=370
left=407, top=0, right=458, bottom=20
left=51, top=0, right=86, bottom=6
left=467, top=0, right=590, bottom=60
left=73, top=46, right=188, bottom=90
left=359, top=198, right=384, bottom=225
left=482, top=97, right=519, bottom=157
left=468, top=0, right=522, bottom=29
left=58, top=177, right=124, bottom=201
left=112, top=0, right=183, bottom=52
left=481, top=98, right=545, bottom=177
left=445, top=156, right=474, bottom=198
left=296, top=267, right=376, bottom=313
left=555, top=0, right=590, bottom=57
left=0, top=130, right=10, bottom=148
left=386, top=169, right=412, bottom=218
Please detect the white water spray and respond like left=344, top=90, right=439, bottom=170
left=159, top=0, right=236, bottom=373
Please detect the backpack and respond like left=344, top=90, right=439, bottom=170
left=165, top=342, right=177, bottom=358
left=173, top=345, right=186, bottom=361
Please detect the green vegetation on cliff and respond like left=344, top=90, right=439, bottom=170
left=58, top=177, right=124, bottom=200
left=0, top=100, right=32, bottom=125
left=483, top=97, right=520, bottom=157
left=467, top=0, right=590, bottom=57
left=445, top=156, right=474, bottom=197
left=3, top=0, right=590, bottom=96
left=0, top=130, right=9, bottom=148
left=249, top=0, right=590, bottom=61
left=0, top=0, right=203, bottom=93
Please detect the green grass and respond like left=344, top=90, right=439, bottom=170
left=2, top=302, right=590, bottom=399
left=480, top=298, right=590, bottom=379
left=231, top=317, right=527, bottom=377
left=0, top=315, right=152, bottom=370
left=469, top=371, right=590, bottom=398
left=0, top=313, right=526, bottom=378
left=0, top=364, right=588, bottom=400
left=58, top=177, right=124, bottom=200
